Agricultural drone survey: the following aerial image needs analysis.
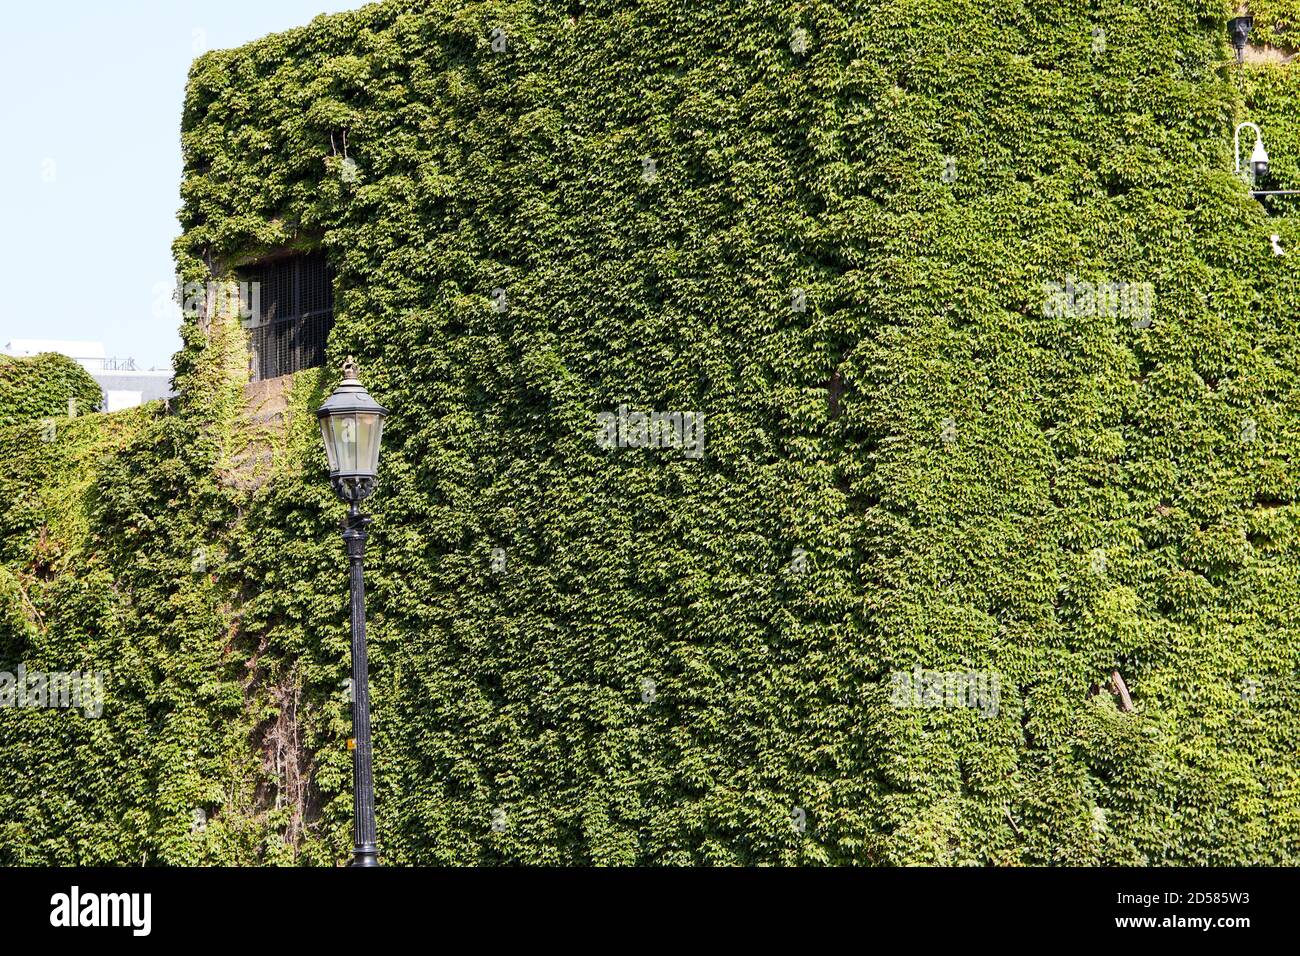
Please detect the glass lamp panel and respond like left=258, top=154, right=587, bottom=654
left=355, top=412, right=383, bottom=475
left=319, top=418, right=339, bottom=472
left=372, top=416, right=386, bottom=472
left=331, top=413, right=360, bottom=474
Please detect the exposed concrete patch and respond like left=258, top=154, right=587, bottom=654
left=218, top=374, right=296, bottom=492
left=1244, top=43, right=1297, bottom=65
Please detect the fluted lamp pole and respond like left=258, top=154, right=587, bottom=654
left=317, top=356, right=389, bottom=867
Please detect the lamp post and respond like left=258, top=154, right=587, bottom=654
left=318, top=356, right=388, bottom=867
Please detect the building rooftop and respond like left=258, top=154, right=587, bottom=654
left=2, top=339, right=168, bottom=373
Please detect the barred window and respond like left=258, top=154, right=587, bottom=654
left=237, top=251, right=335, bottom=380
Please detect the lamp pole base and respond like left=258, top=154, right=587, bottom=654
left=349, top=845, right=381, bottom=867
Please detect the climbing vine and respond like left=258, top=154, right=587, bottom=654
left=2, top=0, right=1299, bottom=865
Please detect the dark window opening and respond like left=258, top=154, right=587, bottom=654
left=237, top=251, right=335, bottom=381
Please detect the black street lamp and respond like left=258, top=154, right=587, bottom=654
left=318, top=356, right=388, bottom=867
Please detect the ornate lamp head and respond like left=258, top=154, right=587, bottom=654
left=317, top=355, right=388, bottom=503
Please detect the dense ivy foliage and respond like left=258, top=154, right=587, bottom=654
left=0, top=314, right=329, bottom=864
left=3, top=0, right=1300, bottom=865
left=0, top=353, right=102, bottom=427
left=1246, top=1, right=1299, bottom=48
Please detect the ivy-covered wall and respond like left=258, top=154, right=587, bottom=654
left=1245, top=0, right=1299, bottom=48
left=3, top=0, right=1300, bottom=865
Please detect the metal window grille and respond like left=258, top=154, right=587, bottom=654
left=238, top=251, right=335, bottom=380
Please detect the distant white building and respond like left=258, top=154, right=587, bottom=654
left=3, top=339, right=175, bottom=411
left=5, top=339, right=108, bottom=370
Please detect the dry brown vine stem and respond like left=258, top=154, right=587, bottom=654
left=13, top=570, right=44, bottom=624
left=1087, top=670, right=1134, bottom=712
left=1109, top=670, right=1134, bottom=712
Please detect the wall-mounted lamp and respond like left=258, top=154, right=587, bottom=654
left=1231, top=122, right=1300, bottom=206
left=1229, top=16, right=1254, bottom=64
left=1235, top=122, right=1269, bottom=188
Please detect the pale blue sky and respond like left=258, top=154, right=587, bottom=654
left=0, top=1, right=363, bottom=370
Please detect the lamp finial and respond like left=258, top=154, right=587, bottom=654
left=342, top=355, right=360, bottom=381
